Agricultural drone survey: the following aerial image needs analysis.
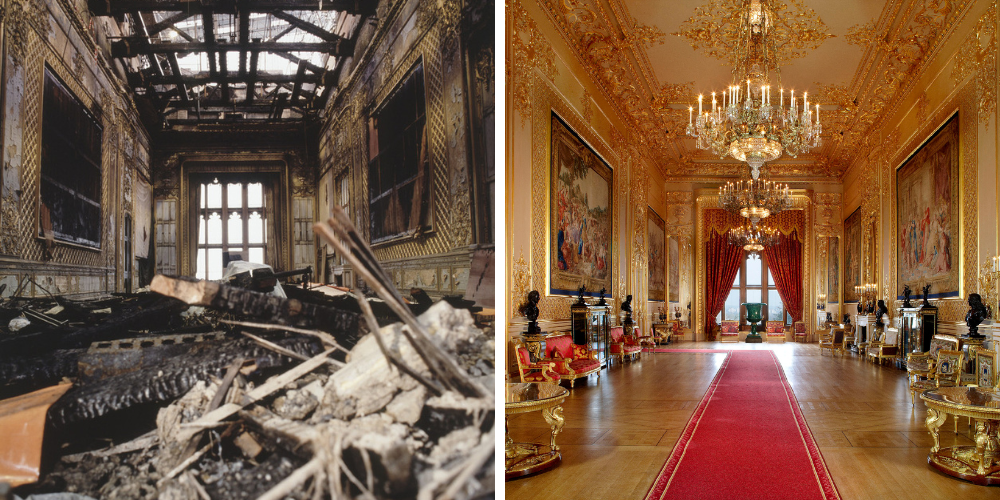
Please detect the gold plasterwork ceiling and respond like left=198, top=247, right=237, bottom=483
left=536, top=0, right=976, bottom=179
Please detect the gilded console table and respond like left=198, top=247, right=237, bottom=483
left=505, top=382, right=568, bottom=480
left=921, top=387, right=1000, bottom=484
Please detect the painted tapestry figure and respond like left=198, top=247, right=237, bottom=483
left=897, top=115, right=960, bottom=296
left=550, top=113, right=612, bottom=295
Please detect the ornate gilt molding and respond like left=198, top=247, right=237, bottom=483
left=673, top=0, right=835, bottom=65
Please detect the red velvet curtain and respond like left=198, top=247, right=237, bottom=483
left=704, top=231, right=744, bottom=340
left=763, top=230, right=803, bottom=323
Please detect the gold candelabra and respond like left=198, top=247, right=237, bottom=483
left=979, top=257, right=1000, bottom=319
left=854, top=283, right=877, bottom=312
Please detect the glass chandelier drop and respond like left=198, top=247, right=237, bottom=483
left=685, top=0, right=822, bottom=178
left=728, top=221, right=779, bottom=257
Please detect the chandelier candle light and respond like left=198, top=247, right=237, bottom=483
left=727, top=221, right=778, bottom=257
left=687, top=0, right=822, bottom=179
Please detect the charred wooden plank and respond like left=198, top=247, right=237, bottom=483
left=47, top=337, right=322, bottom=427
left=151, top=275, right=364, bottom=347
left=0, top=298, right=187, bottom=358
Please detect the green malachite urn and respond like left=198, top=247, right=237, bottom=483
left=743, top=302, right=764, bottom=343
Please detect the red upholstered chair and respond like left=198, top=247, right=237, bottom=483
left=544, top=334, right=601, bottom=388
left=630, top=326, right=654, bottom=353
left=609, top=326, right=642, bottom=365
left=793, top=321, right=807, bottom=342
left=765, top=320, right=786, bottom=343
left=719, top=320, right=740, bottom=343
left=512, top=338, right=560, bottom=383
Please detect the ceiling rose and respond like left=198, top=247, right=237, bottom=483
left=673, top=0, right=835, bottom=66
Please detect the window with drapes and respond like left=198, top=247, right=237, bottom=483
left=717, top=253, right=793, bottom=326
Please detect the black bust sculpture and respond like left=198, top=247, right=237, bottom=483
left=597, top=287, right=607, bottom=305
left=866, top=298, right=876, bottom=314
left=875, top=299, right=888, bottom=329
left=857, top=299, right=863, bottom=314
left=521, top=290, right=541, bottom=334
left=621, top=294, right=633, bottom=313
left=902, top=285, right=912, bottom=308
left=576, top=285, right=587, bottom=305
left=966, top=293, right=988, bottom=338
left=622, top=294, right=633, bottom=329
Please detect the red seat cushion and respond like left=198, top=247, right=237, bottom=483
left=624, top=345, right=641, bottom=354
left=610, top=344, right=625, bottom=354
left=569, top=359, right=599, bottom=373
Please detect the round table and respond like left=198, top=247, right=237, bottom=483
left=921, top=386, right=1000, bottom=484
left=505, top=382, right=568, bottom=480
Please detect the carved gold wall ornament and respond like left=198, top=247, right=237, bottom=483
left=673, top=0, right=835, bottom=66
left=952, top=2, right=997, bottom=127
left=509, top=0, right=558, bottom=125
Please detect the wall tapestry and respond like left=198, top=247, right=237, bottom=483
left=827, top=236, right=839, bottom=303
left=845, top=207, right=862, bottom=303
left=896, top=114, right=960, bottom=298
left=648, top=208, right=665, bottom=302
left=669, top=235, right=680, bottom=302
left=549, top=113, right=613, bottom=296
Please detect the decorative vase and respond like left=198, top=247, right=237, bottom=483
left=743, top=302, right=764, bottom=343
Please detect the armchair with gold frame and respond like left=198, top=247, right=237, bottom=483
left=866, top=327, right=900, bottom=365
left=792, top=321, right=807, bottom=343
left=765, top=320, right=786, bottom=343
left=512, top=338, right=561, bottom=383
left=819, top=328, right=845, bottom=356
left=972, top=347, right=997, bottom=389
left=906, top=334, right=961, bottom=385
left=908, top=349, right=964, bottom=406
left=719, top=320, right=740, bottom=343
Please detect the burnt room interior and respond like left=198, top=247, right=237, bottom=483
left=0, top=0, right=495, bottom=498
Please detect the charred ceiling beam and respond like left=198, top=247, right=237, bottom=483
left=219, top=44, right=230, bottom=103
left=270, top=51, right=325, bottom=76
left=166, top=53, right=191, bottom=104
left=112, top=39, right=351, bottom=57
left=269, top=10, right=338, bottom=42
left=169, top=25, right=197, bottom=42
left=289, top=61, right=306, bottom=106
left=202, top=9, right=218, bottom=77
left=90, top=0, right=376, bottom=16
left=238, top=4, right=250, bottom=76
left=149, top=71, right=332, bottom=86
left=271, top=92, right=288, bottom=120
left=245, top=47, right=261, bottom=105
left=147, top=11, right=196, bottom=36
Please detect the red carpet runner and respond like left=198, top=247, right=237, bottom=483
left=645, top=350, right=839, bottom=500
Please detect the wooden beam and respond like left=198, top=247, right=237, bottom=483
left=112, top=39, right=350, bottom=57
left=202, top=10, right=217, bottom=77
left=289, top=61, right=306, bottom=106
left=90, top=0, right=376, bottom=16
left=166, top=53, right=191, bottom=104
left=149, top=71, right=331, bottom=86
left=270, top=51, right=325, bottom=76
left=245, top=47, right=260, bottom=105
left=238, top=6, right=250, bottom=76
left=147, top=11, right=196, bottom=36
left=269, top=10, right=338, bottom=42
left=218, top=45, right=230, bottom=103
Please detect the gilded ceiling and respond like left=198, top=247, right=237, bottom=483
left=535, top=0, right=979, bottom=179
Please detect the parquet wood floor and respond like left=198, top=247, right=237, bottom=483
left=505, top=342, right=1000, bottom=499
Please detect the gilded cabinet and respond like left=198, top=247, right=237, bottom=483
left=571, top=303, right=609, bottom=368
left=898, top=306, right=938, bottom=358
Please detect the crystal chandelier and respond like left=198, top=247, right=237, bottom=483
left=718, top=165, right=792, bottom=225
left=728, top=221, right=779, bottom=257
left=685, top=0, right=822, bottom=177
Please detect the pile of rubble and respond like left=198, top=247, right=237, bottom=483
left=0, top=213, right=494, bottom=500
